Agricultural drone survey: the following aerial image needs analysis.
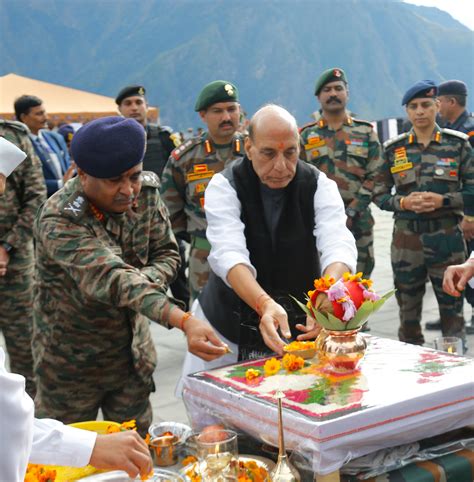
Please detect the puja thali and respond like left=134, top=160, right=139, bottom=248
left=78, top=469, right=184, bottom=481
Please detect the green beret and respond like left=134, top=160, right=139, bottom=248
left=314, top=68, right=348, bottom=96
left=115, top=85, right=146, bottom=105
left=194, top=80, right=239, bottom=111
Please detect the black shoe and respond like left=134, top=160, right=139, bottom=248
left=425, top=320, right=441, bottom=331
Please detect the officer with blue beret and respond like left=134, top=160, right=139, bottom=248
left=32, top=116, right=228, bottom=434
left=374, top=80, right=474, bottom=350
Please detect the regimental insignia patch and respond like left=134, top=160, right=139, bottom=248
left=187, top=164, right=215, bottom=182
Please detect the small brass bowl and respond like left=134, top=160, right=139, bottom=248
left=150, top=434, right=180, bottom=467
left=283, top=341, right=317, bottom=360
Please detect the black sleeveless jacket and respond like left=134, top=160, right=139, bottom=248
left=199, top=157, right=321, bottom=356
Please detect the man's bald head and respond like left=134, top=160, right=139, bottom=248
left=248, top=104, right=299, bottom=142
left=245, top=104, right=300, bottom=190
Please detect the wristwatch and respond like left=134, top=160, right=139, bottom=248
left=442, top=196, right=451, bottom=208
left=346, top=207, right=358, bottom=219
left=0, top=242, right=12, bottom=253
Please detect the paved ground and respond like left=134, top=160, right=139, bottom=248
left=2, top=205, right=472, bottom=426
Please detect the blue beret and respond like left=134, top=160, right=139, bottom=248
left=71, top=117, right=145, bottom=178
left=438, top=80, right=468, bottom=97
left=57, top=124, right=75, bottom=143
left=402, top=80, right=437, bottom=105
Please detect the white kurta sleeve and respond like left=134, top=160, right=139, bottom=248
left=0, top=348, right=34, bottom=482
left=30, top=420, right=97, bottom=467
left=0, top=348, right=97, bottom=481
left=205, top=173, right=257, bottom=286
left=313, top=171, right=358, bottom=273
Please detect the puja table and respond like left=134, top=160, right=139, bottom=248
left=182, top=336, right=474, bottom=481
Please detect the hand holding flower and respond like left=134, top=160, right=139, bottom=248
left=258, top=298, right=291, bottom=355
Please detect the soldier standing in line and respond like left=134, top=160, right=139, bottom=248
left=0, top=120, right=47, bottom=397
left=32, top=117, right=228, bottom=434
left=160, top=81, right=245, bottom=303
left=373, top=80, right=473, bottom=349
left=425, top=80, right=474, bottom=333
left=116, top=84, right=189, bottom=309
left=299, top=68, right=382, bottom=278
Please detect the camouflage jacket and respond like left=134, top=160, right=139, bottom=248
left=373, top=126, right=474, bottom=219
left=160, top=132, right=245, bottom=239
left=32, top=173, right=180, bottom=383
left=0, top=120, right=46, bottom=253
left=300, top=114, right=382, bottom=214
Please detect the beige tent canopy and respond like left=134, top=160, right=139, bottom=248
left=0, top=73, right=158, bottom=126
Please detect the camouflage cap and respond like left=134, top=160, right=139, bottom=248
left=402, top=80, right=437, bottom=105
left=315, top=68, right=348, bottom=95
left=115, top=85, right=146, bottom=105
left=71, top=116, right=146, bottom=178
left=194, top=80, right=239, bottom=111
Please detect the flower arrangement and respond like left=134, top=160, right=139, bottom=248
left=292, top=272, right=394, bottom=331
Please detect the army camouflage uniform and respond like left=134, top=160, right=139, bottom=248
left=373, top=126, right=474, bottom=345
left=32, top=172, right=180, bottom=434
left=160, top=132, right=245, bottom=302
left=0, top=120, right=46, bottom=398
left=300, top=113, right=382, bottom=276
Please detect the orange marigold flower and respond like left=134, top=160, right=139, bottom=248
left=245, top=368, right=261, bottom=381
left=121, top=419, right=137, bottom=431
left=314, top=274, right=335, bottom=291
left=343, top=272, right=363, bottom=282
left=282, top=353, right=305, bottom=372
left=360, top=277, right=373, bottom=289
left=106, top=424, right=121, bottom=433
left=284, top=340, right=315, bottom=351
left=263, top=358, right=281, bottom=376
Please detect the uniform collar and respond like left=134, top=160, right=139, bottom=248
left=203, top=132, right=243, bottom=156
left=318, top=112, right=353, bottom=128
left=408, top=124, right=442, bottom=145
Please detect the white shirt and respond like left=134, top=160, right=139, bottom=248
left=0, top=348, right=96, bottom=481
left=205, top=169, right=357, bottom=286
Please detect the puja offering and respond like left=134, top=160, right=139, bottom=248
left=292, top=272, right=394, bottom=373
left=77, top=469, right=185, bottom=481
left=193, top=429, right=238, bottom=481
left=182, top=456, right=273, bottom=482
left=148, top=422, right=193, bottom=466
left=283, top=341, right=316, bottom=360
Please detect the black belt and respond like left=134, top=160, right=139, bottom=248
left=395, top=217, right=459, bottom=233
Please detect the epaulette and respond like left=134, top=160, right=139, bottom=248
left=383, top=132, right=409, bottom=150
left=141, top=171, right=161, bottom=188
left=299, top=121, right=318, bottom=133
left=441, top=128, right=469, bottom=141
left=171, top=137, right=201, bottom=161
left=59, top=191, right=88, bottom=219
left=0, top=119, right=30, bottom=134
left=352, top=117, right=375, bottom=128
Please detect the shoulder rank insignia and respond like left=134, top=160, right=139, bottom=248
left=171, top=137, right=200, bottom=161
left=233, top=136, right=243, bottom=154
left=351, top=117, right=375, bottom=128
left=204, top=139, right=214, bottom=155
left=61, top=192, right=88, bottom=218
left=299, top=120, right=318, bottom=133
left=441, top=128, right=469, bottom=141
left=383, top=132, right=409, bottom=150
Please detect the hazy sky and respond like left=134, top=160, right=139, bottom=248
left=404, top=0, right=474, bottom=30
